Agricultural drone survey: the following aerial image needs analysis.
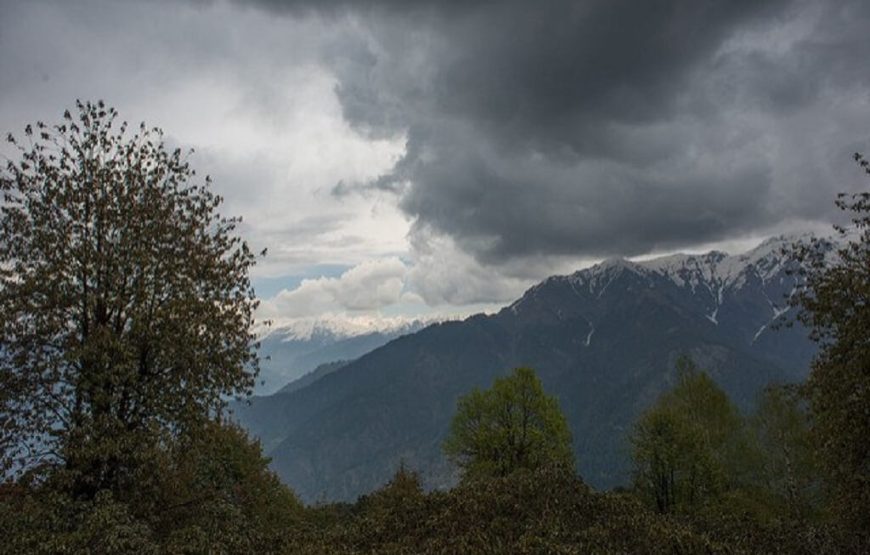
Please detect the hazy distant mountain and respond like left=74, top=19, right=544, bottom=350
left=236, top=234, right=827, bottom=502
left=279, top=360, right=350, bottom=395
left=254, top=320, right=426, bottom=395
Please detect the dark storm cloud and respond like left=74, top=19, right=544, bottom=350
left=254, top=0, right=870, bottom=262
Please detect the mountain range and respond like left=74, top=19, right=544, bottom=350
left=234, top=234, right=824, bottom=502
left=254, top=320, right=426, bottom=395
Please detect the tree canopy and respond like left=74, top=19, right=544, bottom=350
left=790, top=152, right=870, bottom=542
left=0, top=101, right=309, bottom=553
left=630, top=357, right=749, bottom=514
left=750, top=384, right=820, bottom=521
left=443, top=367, right=573, bottom=479
left=0, top=100, right=260, bottom=497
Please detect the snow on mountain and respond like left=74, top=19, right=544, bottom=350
left=509, top=232, right=839, bottom=346
left=604, top=234, right=811, bottom=292
left=639, top=233, right=816, bottom=291
left=575, top=233, right=824, bottom=296
left=250, top=317, right=439, bottom=395
left=263, top=315, right=434, bottom=343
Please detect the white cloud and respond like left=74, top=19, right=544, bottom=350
left=255, top=250, right=519, bottom=335
left=406, top=231, right=533, bottom=306
left=259, top=257, right=409, bottom=321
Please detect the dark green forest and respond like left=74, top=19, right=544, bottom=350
left=1, top=104, right=868, bottom=553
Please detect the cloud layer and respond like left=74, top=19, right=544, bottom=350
left=250, top=0, right=870, bottom=264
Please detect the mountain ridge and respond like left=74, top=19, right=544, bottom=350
left=236, top=233, right=828, bottom=502
left=253, top=320, right=431, bottom=394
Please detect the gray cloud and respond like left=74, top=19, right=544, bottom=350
left=246, top=0, right=870, bottom=265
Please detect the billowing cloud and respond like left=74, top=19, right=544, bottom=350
left=257, top=244, right=528, bottom=326
left=259, top=257, right=409, bottom=320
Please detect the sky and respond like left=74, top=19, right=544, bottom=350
left=1, top=0, right=868, bottom=335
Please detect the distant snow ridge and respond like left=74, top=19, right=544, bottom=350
left=262, top=316, right=436, bottom=342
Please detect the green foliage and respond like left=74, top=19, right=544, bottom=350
left=327, top=464, right=429, bottom=551
left=0, top=487, right=159, bottom=555
left=789, top=153, right=870, bottom=543
left=151, top=421, right=303, bottom=553
left=0, top=422, right=303, bottom=553
left=692, top=508, right=840, bottom=555
left=631, top=357, right=751, bottom=514
left=0, top=103, right=305, bottom=553
left=443, top=367, right=573, bottom=480
left=628, top=361, right=848, bottom=551
left=297, top=465, right=719, bottom=554
left=0, top=101, right=260, bottom=496
left=749, top=384, right=822, bottom=521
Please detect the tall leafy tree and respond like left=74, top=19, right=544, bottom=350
left=0, top=101, right=260, bottom=498
left=631, top=357, right=748, bottom=514
left=750, top=384, right=821, bottom=521
left=443, top=367, right=573, bottom=479
left=790, top=153, right=870, bottom=539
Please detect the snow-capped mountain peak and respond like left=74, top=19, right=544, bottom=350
left=508, top=232, right=839, bottom=335
left=578, top=232, right=827, bottom=296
